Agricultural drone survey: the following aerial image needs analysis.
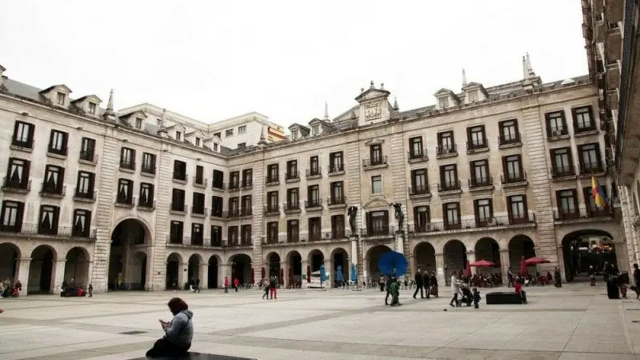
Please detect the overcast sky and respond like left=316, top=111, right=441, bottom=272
left=0, top=1, right=586, bottom=129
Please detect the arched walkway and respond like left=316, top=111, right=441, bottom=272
left=64, top=247, right=90, bottom=287
left=0, top=243, right=20, bottom=281
left=330, top=248, right=349, bottom=287
left=208, top=255, right=219, bottom=289
left=414, top=242, right=436, bottom=274
left=187, top=254, right=202, bottom=287
left=109, top=219, right=150, bottom=290
left=229, top=254, right=252, bottom=285
left=508, top=235, right=536, bottom=274
left=444, top=240, right=467, bottom=285
left=307, top=249, right=325, bottom=286
left=128, top=252, right=147, bottom=290
left=267, top=252, right=281, bottom=278
left=561, top=229, right=616, bottom=282
left=475, top=237, right=500, bottom=273
left=166, top=253, right=182, bottom=290
left=29, top=245, right=56, bottom=294
left=366, top=245, right=392, bottom=281
left=287, top=251, right=302, bottom=288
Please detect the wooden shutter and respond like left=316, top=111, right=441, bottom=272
left=559, top=111, right=567, bottom=134
left=571, top=108, right=578, bottom=130
left=383, top=210, right=389, bottom=231
left=366, top=212, right=371, bottom=235
left=58, top=167, right=65, bottom=192
left=23, top=160, right=30, bottom=186
left=52, top=206, right=60, bottom=234
left=15, top=202, right=24, bottom=232
left=544, top=113, right=552, bottom=137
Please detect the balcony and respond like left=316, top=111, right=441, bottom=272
left=554, top=206, right=613, bottom=222
left=363, top=156, right=388, bottom=169
left=468, top=176, right=494, bottom=191
left=212, top=182, right=226, bottom=191
left=547, top=129, right=570, bottom=140
left=190, top=235, right=204, bottom=247
left=73, top=189, right=96, bottom=203
left=265, top=235, right=281, bottom=245
left=40, top=183, right=66, bottom=199
left=79, top=152, right=99, bottom=166
left=2, top=176, right=31, bottom=193
left=210, top=209, right=225, bottom=219
left=210, top=238, right=223, bottom=247
left=240, top=207, right=253, bottom=217
left=466, top=139, right=489, bottom=153
left=172, top=172, right=188, bottom=184
left=115, top=195, right=135, bottom=208
left=264, top=205, right=280, bottom=216
left=408, top=185, right=431, bottom=199
left=10, top=138, right=33, bottom=151
left=227, top=209, right=241, bottom=218
left=436, top=144, right=457, bottom=158
left=361, top=226, right=395, bottom=238
left=285, top=171, right=300, bottom=183
left=265, top=176, right=280, bottom=186
left=279, top=234, right=303, bottom=244
left=169, top=203, right=187, bottom=214
left=284, top=202, right=301, bottom=214
left=306, top=168, right=322, bottom=179
left=438, top=180, right=462, bottom=194
left=119, top=160, right=136, bottom=172
left=501, top=172, right=528, bottom=188
left=193, top=177, right=208, bottom=189
left=327, top=165, right=345, bottom=176
left=167, top=234, right=183, bottom=245
left=228, top=182, right=240, bottom=192
left=137, top=198, right=156, bottom=211
left=241, top=180, right=253, bottom=190
left=579, top=163, right=606, bottom=176
left=498, top=134, right=522, bottom=148
left=47, top=146, right=68, bottom=158
left=327, top=196, right=347, bottom=209
left=408, top=215, right=536, bottom=235
left=190, top=205, right=207, bottom=217
left=0, top=223, right=96, bottom=240
left=605, top=0, right=623, bottom=25
left=551, top=166, right=576, bottom=179
left=308, top=232, right=324, bottom=242
left=227, top=238, right=252, bottom=248
left=407, top=149, right=428, bottom=163
left=305, top=198, right=323, bottom=212
left=606, top=62, right=621, bottom=91
left=140, top=165, right=155, bottom=177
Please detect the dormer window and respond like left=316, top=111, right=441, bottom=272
left=56, top=92, right=65, bottom=105
left=214, top=132, right=221, bottom=139
left=439, top=97, right=449, bottom=109
left=213, top=143, right=219, bottom=151
left=135, top=118, right=143, bottom=129
left=467, top=90, right=478, bottom=103
left=157, top=118, right=162, bottom=126
left=225, top=129, right=233, bottom=137
left=291, top=130, right=299, bottom=140
left=88, top=102, right=97, bottom=115
left=195, top=137, right=201, bottom=146
left=176, top=131, right=182, bottom=141
left=312, top=125, right=320, bottom=136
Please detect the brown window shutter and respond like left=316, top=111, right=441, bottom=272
left=23, top=160, right=31, bottom=183
left=383, top=210, right=389, bottom=229
left=16, top=202, right=24, bottom=232
left=550, top=150, right=557, bottom=173
left=560, top=111, right=567, bottom=132
left=544, top=113, right=552, bottom=136
left=571, top=108, right=578, bottom=129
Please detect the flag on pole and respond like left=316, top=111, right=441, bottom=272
left=591, top=177, right=608, bottom=208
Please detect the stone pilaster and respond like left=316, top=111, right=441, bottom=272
left=200, top=263, right=208, bottom=289
left=499, top=249, right=510, bottom=285
left=466, top=251, right=476, bottom=275
left=150, top=142, right=173, bottom=291
left=52, top=259, right=66, bottom=295
left=435, top=252, right=445, bottom=288
left=252, top=159, right=265, bottom=286
left=16, top=258, right=31, bottom=296
left=345, top=140, right=363, bottom=277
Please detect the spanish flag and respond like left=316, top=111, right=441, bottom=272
left=591, top=177, right=608, bottom=208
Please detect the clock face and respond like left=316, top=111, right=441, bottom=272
left=364, top=101, right=382, bottom=121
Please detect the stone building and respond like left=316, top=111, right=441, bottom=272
left=0, top=57, right=623, bottom=294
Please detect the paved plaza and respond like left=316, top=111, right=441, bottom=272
left=1, top=282, right=640, bottom=360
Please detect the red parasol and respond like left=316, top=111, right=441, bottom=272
left=465, top=261, right=472, bottom=277
left=524, top=257, right=550, bottom=266
left=307, top=265, right=311, bottom=283
left=469, top=260, right=496, bottom=267
left=520, top=256, right=528, bottom=276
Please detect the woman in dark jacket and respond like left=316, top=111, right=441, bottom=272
left=146, top=297, right=194, bottom=358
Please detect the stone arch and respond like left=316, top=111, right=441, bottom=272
left=266, top=252, right=281, bottom=278
left=187, top=254, right=203, bottom=286
left=474, top=237, right=501, bottom=274
left=166, top=252, right=182, bottom=290
left=29, top=245, right=57, bottom=294
left=443, top=239, right=467, bottom=283
left=366, top=245, right=392, bottom=281
left=207, top=255, right=221, bottom=289
left=413, top=242, right=436, bottom=275
left=330, top=247, right=349, bottom=287
left=109, top=218, right=151, bottom=290
left=561, top=229, right=615, bottom=282
left=64, top=247, right=91, bottom=288
left=286, top=250, right=302, bottom=287
left=229, top=253, right=252, bottom=285
left=307, top=249, right=325, bottom=272
left=0, top=242, right=21, bottom=282
left=508, top=235, right=536, bottom=273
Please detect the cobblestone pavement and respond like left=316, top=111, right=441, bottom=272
left=1, top=282, right=640, bottom=359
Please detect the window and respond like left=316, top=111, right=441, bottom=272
left=329, top=151, right=343, bottom=172
left=80, top=137, right=96, bottom=162
left=139, top=183, right=154, bottom=207
left=225, top=129, right=233, bottom=137
left=142, top=153, right=156, bottom=174
left=291, top=130, right=299, bottom=140
left=579, top=143, right=602, bottom=173
left=474, top=199, right=493, bottom=226
left=467, top=125, right=486, bottom=149
left=43, top=165, right=64, bottom=194
left=371, top=175, right=382, bottom=194
left=411, top=169, right=428, bottom=194
left=330, top=181, right=344, bottom=204
left=366, top=210, right=388, bottom=236
left=267, top=191, right=279, bottom=211
left=229, top=171, right=240, bottom=189
left=229, top=197, right=240, bottom=216
left=56, top=92, right=65, bottom=105
left=170, top=221, right=183, bottom=244
left=211, top=196, right=223, bottom=217
left=238, top=143, right=246, bottom=149
left=175, top=131, right=182, bottom=141
left=195, top=165, right=204, bottom=185
left=76, top=171, right=95, bottom=198
left=12, top=121, right=34, bottom=148
left=212, top=170, right=224, bottom=189
left=467, top=90, right=478, bottom=103
left=214, top=132, right=221, bottom=139
left=443, top=202, right=461, bottom=230
left=238, top=125, right=246, bottom=134
left=39, top=205, right=59, bottom=235
left=227, top=226, right=238, bottom=245
left=546, top=111, right=567, bottom=136
left=286, top=160, right=298, bottom=179
left=195, top=137, right=201, bottom=146
left=241, top=225, right=251, bottom=245
left=409, top=137, right=423, bottom=159
left=1, top=201, right=23, bottom=232
left=312, top=124, right=320, bottom=136
left=470, top=160, right=489, bottom=187
left=192, top=192, right=205, bottom=214
left=72, top=209, right=91, bottom=237
left=309, top=156, right=320, bottom=176
left=437, top=131, right=455, bottom=154
left=286, top=188, right=299, bottom=209
left=173, top=160, right=187, bottom=181
left=508, top=195, right=528, bottom=224
left=267, top=222, right=278, bottom=244
left=503, top=155, right=523, bottom=182
left=157, top=118, right=163, bottom=126
left=120, top=148, right=135, bottom=169
left=191, top=223, right=204, bottom=246
left=307, top=185, right=320, bottom=207
left=499, top=119, right=519, bottom=144
left=573, top=106, right=594, bottom=132
left=135, top=118, right=143, bottom=129
left=413, top=206, right=430, bottom=232
left=211, top=225, right=222, bottom=246
left=309, top=217, right=322, bottom=240
left=117, top=179, right=133, bottom=204
left=213, top=143, right=219, bottom=152
left=438, top=97, right=449, bottom=109
left=48, top=130, right=68, bottom=155
left=238, top=168, right=250, bottom=187
left=88, top=102, right=97, bottom=115
left=557, top=189, right=578, bottom=219
left=241, top=195, right=252, bottom=215
left=171, top=189, right=185, bottom=211
left=287, top=220, right=299, bottom=242
left=5, top=158, right=30, bottom=189
left=331, top=215, right=345, bottom=238
left=370, top=144, right=383, bottom=165
left=551, top=147, right=574, bottom=177
left=440, top=164, right=458, bottom=190
left=267, top=164, right=279, bottom=183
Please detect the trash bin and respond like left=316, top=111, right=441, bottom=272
left=607, top=280, right=620, bottom=299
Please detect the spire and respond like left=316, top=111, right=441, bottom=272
left=525, top=52, right=536, bottom=78
left=103, top=89, right=115, bottom=120
left=522, top=56, right=528, bottom=80
left=324, top=101, right=329, bottom=121
left=462, top=68, right=467, bottom=87
left=393, top=97, right=399, bottom=111
left=161, top=108, right=167, bottom=126
left=258, top=126, right=267, bottom=146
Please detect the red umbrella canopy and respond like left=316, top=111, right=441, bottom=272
left=465, top=262, right=472, bottom=277
left=520, top=256, right=528, bottom=276
left=470, top=260, right=496, bottom=267
left=525, top=257, right=550, bottom=265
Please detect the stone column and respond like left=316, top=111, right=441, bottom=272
left=301, top=260, right=309, bottom=288
left=16, top=257, right=31, bottom=296
left=499, top=250, right=510, bottom=285
left=179, top=262, right=188, bottom=290
left=466, top=251, right=476, bottom=275
left=556, top=245, right=566, bottom=282
left=200, top=263, right=209, bottom=290
left=435, top=252, right=446, bottom=288
left=53, top=259, right=66, bottom=295
left=395, top=232, right=404, bottom=254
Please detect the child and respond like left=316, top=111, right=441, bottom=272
left=262, top=278, right=269, bottom=300
left=472, top=287, right=481, bottom=309
left=88, top=284, right=93, bottom=298
left=390, top=277, right=401, bottom=306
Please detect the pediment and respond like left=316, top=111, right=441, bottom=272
left=355, top=88, right=390, bottom=102
left=364, top=138, right=385, bottom=146
left=72, top=94, right=102, bottom=104
left=120, top=110, right=146, bottom=120
left=434, top=88, right=453, bottom=97
left=40, top=84, right=72, bottom=95
left=165, top=122, right=186, bottom=131
left=185, top=130, right=205, bottom=139
left=363, top=196, right=390, bottom=210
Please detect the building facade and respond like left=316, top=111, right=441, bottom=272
left=0, top=58, right=624, bottom=295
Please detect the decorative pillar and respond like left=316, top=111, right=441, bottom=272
left=435, top=252, right=445, bottom=288
left=466, top=251, right=476, bottom=275
left=53, top=259, right=66, bottom=295
left=556, top=245, right=566, bottom=282
left=16, top=257, right=31, bottom=296
left=200, top=263, right=208, bottom=289
left=395, top=232, right=404, bottom=254
left=301, top=260, right=308, bottom=288
left=499, top=249, right=510, bottom=286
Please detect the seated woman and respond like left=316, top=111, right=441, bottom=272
left=146, top=297, right=193, bottom=358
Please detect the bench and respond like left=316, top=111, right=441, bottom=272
left=130, top=353, right=257, bottom=360
left=486, top=291, right=525, bottom=305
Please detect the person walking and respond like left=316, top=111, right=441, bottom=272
left=384, top=276, right=392, bottom=305
left=588, top=266, right=596, bottom=286
left=449, top=271, right=459, bottom=307
left=262, top=277, right=270, bottom=300
left=413, top=269, right=424, bottom=299
left=423, top=270, right=431, bottom=298
left=224, top=276, right=229, bottom=293
left=88, top=284, right=93, bottom=298
left=430, top=272, right=438, bottom=297
left=233, top=277, right=239, bottom=292
left=633, top=264, right=640, bottom=287
left=269, top=276, right=277, bottom=299
left=507, top=267, right=514, bottom=288
left=554, top=267, right=562, bottom=288
left=472, top=287, right=481, bottom=309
